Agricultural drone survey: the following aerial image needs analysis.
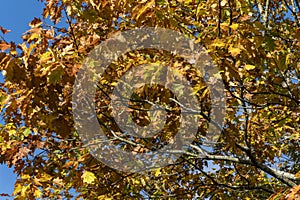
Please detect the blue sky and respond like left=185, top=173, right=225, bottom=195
left=0, top=0, right=44, bottom=43
left=0, top=0, right=44, bottom=198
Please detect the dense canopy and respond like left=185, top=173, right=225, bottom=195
left=0, top=0, right=299, bottom=199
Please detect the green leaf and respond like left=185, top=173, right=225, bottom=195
left=48, top=66, right=65, bottom=85
left=23, top=128, right=31, bottom=137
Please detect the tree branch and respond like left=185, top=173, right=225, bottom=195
left=167, top=147, right=300, bottom=187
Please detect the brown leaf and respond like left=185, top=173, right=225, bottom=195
left=29, top=17, right=42, bottom=28
left=0, top=26, right=11, bottom=34
left=12, top=147, right=30, bottom=164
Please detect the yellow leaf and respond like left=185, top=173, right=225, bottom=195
left=201, top=88, right=209, bottom=98
left=213, top=72, right=222, bottom=79
left=221, top=22, right=229, bottom=27
left=230, top=24, right=239, bottom=31
left=8, top=129, right=16, bottom=136
left=245, top=64, right=256, bottom=70
left=39, top=173, right=52, bottom=182
left=29, top=33, right=39, bottom=41
left=40, top=52, right=52, bottom=62
left=21, top=184, right=31, bottom=197
left=111, top=82, right=118, bottom=86
left=98, top=195, right=112, bottom=200
left=295, top=171, right=300, bottom=178
left=212, top=40, right=226, bottom=48
left=286, top=53, right=291, bottom=65
left=82, top=171, right=97, bottom=184
left=10, top=50, right=18, bottom=56
left=228, top=47, right=241, bottom=57
left=136, top=0, right=155, bottom=20
left=192, top=84, right=207, bottom=95
left=13, top=184, right=23, bottom=196
left=141, top=178, right=146, bottom=186
left=154, top=168, right=161, bottom=177
left=21, top=174, right=31, bottom=180
left=26, top=43, right=37, bottom=58
left=34, top=188, right=42, bottom=198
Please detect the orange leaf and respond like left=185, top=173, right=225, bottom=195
left=0, top=41, right=11, bottom=51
